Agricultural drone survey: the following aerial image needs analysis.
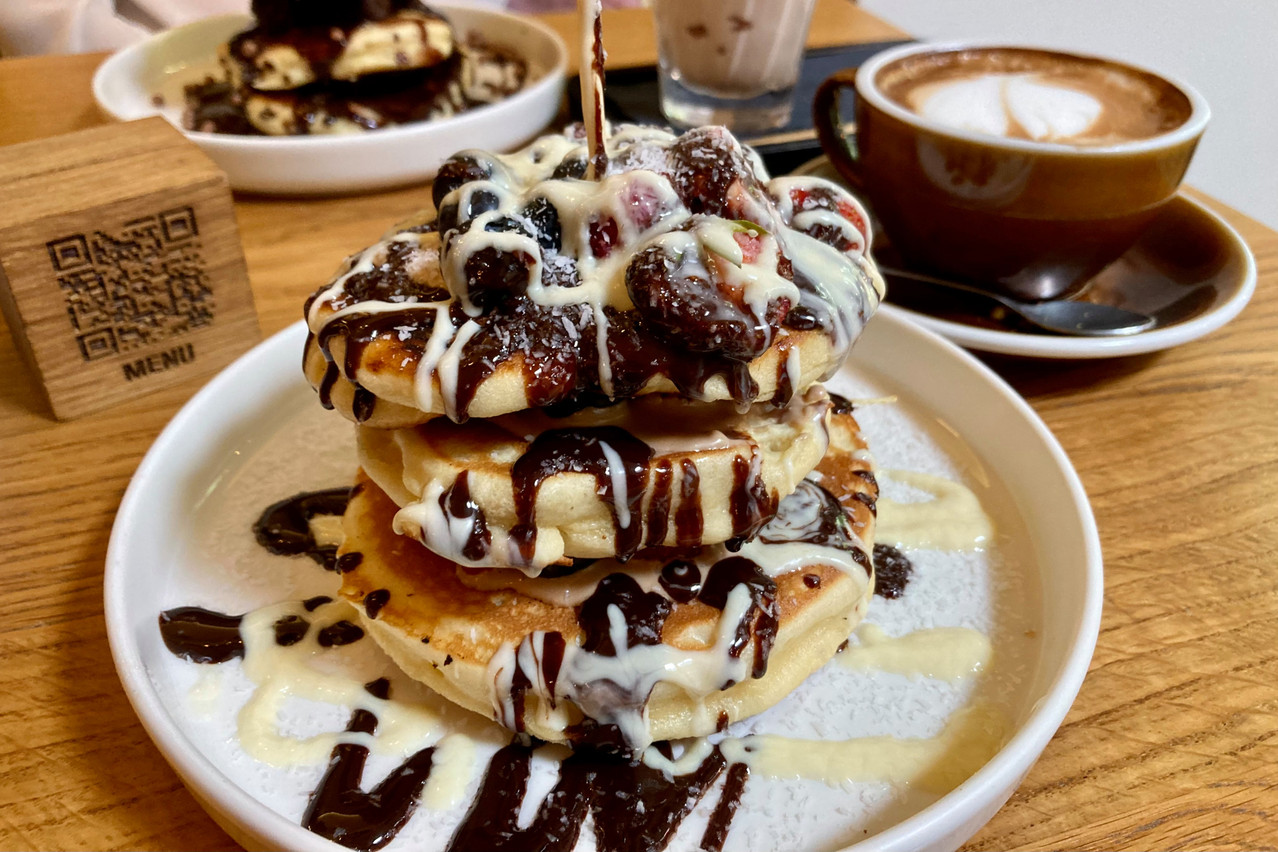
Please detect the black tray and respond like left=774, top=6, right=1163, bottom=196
left=568, top=39, right=911, bottom=175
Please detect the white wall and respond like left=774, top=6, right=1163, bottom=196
left=859, top=0, right=1278, bottom=230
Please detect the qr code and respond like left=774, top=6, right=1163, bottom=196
left=47, top=206, right=215, bottom=362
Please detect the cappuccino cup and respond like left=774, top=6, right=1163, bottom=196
left=813, top=43, right=1209, bottom=301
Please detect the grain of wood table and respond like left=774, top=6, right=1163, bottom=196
left=1, top=3, right=1276, bottom=849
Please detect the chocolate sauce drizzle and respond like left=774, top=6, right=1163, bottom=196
left=318, top=360, right=341, bottom=410
left=701, top=762, right=749, bottom=852
left=158, top=607, right=245, bottom=663
left=253, top=487, right=353, bottom=570
left=725, top=435, right=777, bottom=548
left=769, top=344, right=795, bottom=408
left=577, top=573, right=671, bottom=656
left=302, top=679, right=437, bottom=851
left=644, top=458, right=674, bottom=547
left=440, top=471, right=491, bottom=562
left=658, top=559, right=701, bottom=603
left=675, top=458, right=705, bottom=547
left=872, top=543, right=914, bottom=599
left=698, top=558, right=778, bottom=680
left=507, top=631, right=566, bottom=734
left=641, top=456, right=706, bottom=550
left=510, top=426, right=654, bottom=565
left=448, top=742, right=727, bottom=852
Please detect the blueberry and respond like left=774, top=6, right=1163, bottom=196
left=522, top=197, right=562, bottom=252
left=432, top=156, right=490, bottom=210
left=552, top=156, right=587, bottom=180
left=483, top=215, right=529, bottom=235
left=463, top=246, right=537, bottom=311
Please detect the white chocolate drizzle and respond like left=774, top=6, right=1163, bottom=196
left=719, top=701, right=1010, bottom=793
left=489, top=582, right=759, bottom=750
left=840, top=623, right=991, bottom=681
left=877, top=469, right=994, bottom=551
left=236, top=599, right=444, bottom=766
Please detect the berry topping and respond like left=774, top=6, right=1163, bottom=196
left=667, top=127, right=764, bottom=218
left=777, top=183, right=870, bottom=254
left=552, top=156, right=588, bottom=180
left=588, top=216, right=620, bottom=259
left=449, top=218, right=540, bottom=311
left=433, top=155, right=492, bottom=209
left=622, top=181, right=667, bottom=232
left=522, top=197, right=562, bottom=252
left=437, top=186, right=499, bottom=235
left=625, top=241, right=787, bottom=362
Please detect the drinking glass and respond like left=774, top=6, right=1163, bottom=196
left=653, top=0, right=817, bottom=132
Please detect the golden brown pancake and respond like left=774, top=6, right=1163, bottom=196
left=337, top=408, right=876, bottom=748
left=357, top=387, right=833, bottom=572
left=304, top=316, right=844, bottom=428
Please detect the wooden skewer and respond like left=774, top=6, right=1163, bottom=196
left=580, top=0, right=608, bottom=179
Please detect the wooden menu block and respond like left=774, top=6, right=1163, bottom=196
left=0, top=117, right=259, bottom=420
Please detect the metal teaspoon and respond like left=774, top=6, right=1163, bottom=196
left=880, top=266, right=1157, bottom=336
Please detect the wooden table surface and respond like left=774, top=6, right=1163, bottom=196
left=1, top=3, right=1276, bottom=850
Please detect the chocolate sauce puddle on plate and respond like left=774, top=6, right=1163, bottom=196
left=253, top=487, right=353, bottom=570
left=303, top=679, right=437, bottom=852
left=872, top=543, right=914, bottom=599
left=449, top=742, right=732, bottom=852
left=158, top=606, right=245, bottom=663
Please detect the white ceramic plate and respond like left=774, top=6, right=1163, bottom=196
left=93, top=6, right=567, bottom=195
left=105, top=311, right=1102, bottom=851
left=795, top=158, right=1256, bottom=359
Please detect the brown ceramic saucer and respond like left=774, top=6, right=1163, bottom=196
left=795, top=155, right=1256, bottom=359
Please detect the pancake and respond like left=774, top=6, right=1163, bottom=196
left=223, top=6, right=455, bottom=93
left=337, top=407, right=877, bottom=749
left=358, top=386, right=833, bottom=572
left=239, top=45, right=526, bottom=136
left=303, top=124, right=884, bottom=426
left=304, top=310, right=844, bottom=428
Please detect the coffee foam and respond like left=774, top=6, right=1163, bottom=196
left=910, top=73, right=1104, bottom=143
left=877, top=47, right=1192, bottom=146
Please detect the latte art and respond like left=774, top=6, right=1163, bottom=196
left=877, top=47, right=1193, bottom=147
left=910, top=73, right=1104, bottom=143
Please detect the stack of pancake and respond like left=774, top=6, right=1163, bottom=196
left=188, top=0, right=525, bottom=135
left=303, top=123, right=886, bottom=750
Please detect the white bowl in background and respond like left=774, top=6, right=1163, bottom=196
left=92, top=6, right=567, bottom=195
